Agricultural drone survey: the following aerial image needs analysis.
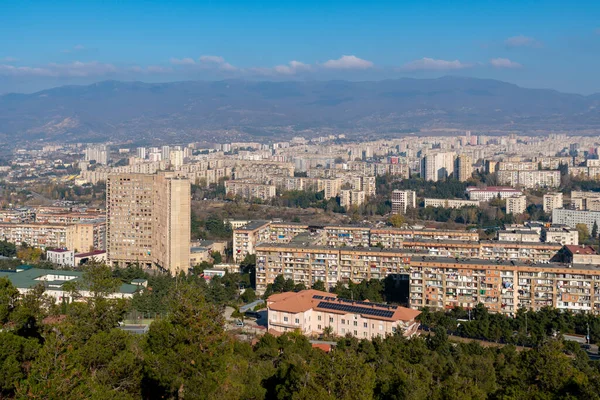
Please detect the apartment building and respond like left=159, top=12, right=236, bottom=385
left=323, top=178, right=342, bottom=199
left=401, top=239, right=481, bottom=259
left=497, top=161, right=538, bottom=171
left=506, top=195, right=527, bottom=215
left=570, top=191, right=600, bottom=211
left=424, top=198, right=480, bottom=209
left=66, top=220, right=106, bottom=252
left=409, top=256, right=600, bottom=314
left=323, top=225, right=371, bottom=247
left=106, top=172, right=191, bottom=274
left=543, top=192, right=564, bottom=213
left=497, top=230, right=539, bottom=242
left=552, top=208, right=600, bottom=232
left=0, top=208, right=35, bottom=224
left=466, top=186, right=523, bottom=201
left=497, top=170, right=560, bottom=188
left=255, top=244, right=414, bottom=294
left=479, top=241, right=561, bottom=262
left=224, top=180, right=277, bottom=202
left=0, top=223, right=70, bottom=249
left=267, top=290, right=420, bottom=338
left=370, top=229, right=479, bottom=248
left=421, top=152, right=456, bottom=181
left=455, top=155, right=473, bottom=182
left=340, top=189, right=366, bottom=208
left=391, top=190, right=416, bottom=214
left=233, top=220, right=271, bottom=263
left=544, top=225, right=579, bottom=246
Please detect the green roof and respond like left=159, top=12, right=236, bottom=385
left=0, top=267, right=141, bottom=295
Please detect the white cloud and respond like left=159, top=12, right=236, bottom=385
left=273, top=60, right=312, bottom=75
left=401, top=57, right=471, bottom=71
left=170, top=57, right=196, bottom=65
left=505, top=35, right=542, bottom=48
left=198, top=55, right=237, bottom=71
left=199, top=55, right=225, bottom=64
left=490, top=58, right=522, bottom=69
left=323, top=55, right=374, bottom=70
left=1, top=56, right=18, bottom=63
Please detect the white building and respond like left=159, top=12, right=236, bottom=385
left=506, top=195, right=527, bottom=215
left=543, top=192, right=564, bottom=213
left=466, top=186, right=523, bottom=201
left=552, top=208, right=600, bottom=232
left=421, top=152, right=455, bottom=181
left=391, top=190, right=416, bottom=214
left=46, top=249, right=75, bottom=267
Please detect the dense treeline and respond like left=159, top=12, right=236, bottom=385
left=376, top=176, right=471, bottom=199
left=420, top=304, right=600, bottom=345
left=2, top=267, right=600, bottom=399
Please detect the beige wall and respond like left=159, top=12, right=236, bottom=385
left=268, top=308, right=417, bottom=339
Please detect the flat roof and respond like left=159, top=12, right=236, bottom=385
left=235, top=220, right=270, bottom=231
left=410, top=256, right=600, bottom=272
left=466, top=186, right=521, bottom=192
left=256, top=242, right=425, bottom=255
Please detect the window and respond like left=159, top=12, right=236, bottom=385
left=353, top=321, right=358, bottom=326
left=341, top=328, right=345, bottom=334
left=284, top=317, right=288, bottom=322
left=295, top=318, right=299, bottom=324
left=318, top=315, right=321, bottom=321
left=364, top=322, right=368, bottom=328
left=329, top=317, right=334, bottom=323
left=353, top=330, right=357, bottom=335
left=341, top=319, right=345, bottom=324
left=379, top=324, right=383, bottom=331
left=364, top=332, right=367, bottom=337
left=318, top=324, right=322, bottom=330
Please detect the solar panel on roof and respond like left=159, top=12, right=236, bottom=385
left=316, top=301, right=394, bottom=319
left=312, top=295, right=324, bottom=299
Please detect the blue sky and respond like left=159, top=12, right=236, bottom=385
left=1, top=0, right=599, bottom=94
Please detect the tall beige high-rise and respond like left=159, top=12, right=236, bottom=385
left=106, top=172, right=190, bottom=274
left=455, top=155, right=473, bottom=182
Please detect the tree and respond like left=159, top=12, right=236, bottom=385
left=0, top=240, right=16, bottom=258
left=211, top=251, right=222, bottom=265
left=143, top=282, right=235, bottom=399
left=311, top=280, right=326, bottom=291
left=576, top=223, right=590, bottom=243
left=593, top=221, right=598, bottom=239
left=240, top=288, right=256, bottom=303
left=389, top=213, right=405, bottom=228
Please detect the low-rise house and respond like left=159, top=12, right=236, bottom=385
left=267, top=290, right=421, bottom=339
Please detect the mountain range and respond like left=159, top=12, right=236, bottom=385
left=1, top=77, right=599, bottom=144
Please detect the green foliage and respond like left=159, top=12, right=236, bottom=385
left=576, top=223, right=590, bottom=243
left=211, top=250, right=223, bottom=264
left=0, top=240, right=16, bottom=257
left=3, top=271, right=600, bottom=399
left=241, top=288, right=257, bottom=303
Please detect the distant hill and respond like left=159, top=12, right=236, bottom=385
left=0, top=77, right=599, bottom=143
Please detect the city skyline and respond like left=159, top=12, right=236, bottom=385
left=1, top=0, right=600, bottom=94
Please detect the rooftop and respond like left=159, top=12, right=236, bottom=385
left=410, top=256, right=600, bottom=272
left=0, top=267, right=139, bottom=294
left=235, top=220, right=271, bottom=231
left=466, top=186, right=521, bottom=192
left=268, top=289, right=420, bottom=322
left=75, top=250, right=106, bottom=258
